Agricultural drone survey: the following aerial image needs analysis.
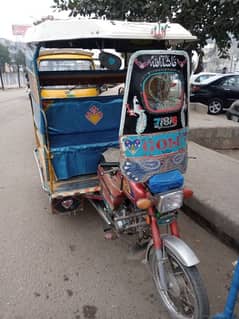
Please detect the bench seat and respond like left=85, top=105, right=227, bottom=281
left=44, top=95, right=122, bottom=180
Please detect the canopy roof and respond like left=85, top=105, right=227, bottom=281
left=24, top=18, right=197, bottom=46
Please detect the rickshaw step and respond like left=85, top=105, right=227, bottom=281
left=53, top=174, right=100, bottom=196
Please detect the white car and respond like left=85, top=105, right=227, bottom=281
left=190, top=72, right=217, bottom=84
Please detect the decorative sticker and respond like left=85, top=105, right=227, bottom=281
left=120, top=150, right=187, bottom=183
left=134, top=58, right=151, bottom=69
left=85, top=106, right=103, bottom=125
left=134, top=55, right=177, bottom=69
left=121, top=128, right=187, bottom=158
left=133, top=96, right=147, bottom=134
left=153, top=116, right=178, bottom=129
left=151, top=22, right=169, bottom=39
left=177, top=58, right=187, bottom=68
left=120, top=51, right=189, bottom=182
left=66, top=91, right=76, bottom=98
left=122, top=159, right=161, bottom=182
left=124, top=139, right=141, bottom=155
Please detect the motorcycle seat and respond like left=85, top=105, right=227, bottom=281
left=147, top=170, right=184, bottom=194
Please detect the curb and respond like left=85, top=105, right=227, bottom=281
left=183, top=198, right=239, bottom=251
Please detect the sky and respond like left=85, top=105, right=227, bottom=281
left=0, top=0, right=69, bottom=40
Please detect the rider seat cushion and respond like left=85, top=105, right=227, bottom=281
left=147, top=170, right=184, bottom=194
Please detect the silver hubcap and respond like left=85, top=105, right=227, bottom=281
left=209, top=101, right=222, bottom=113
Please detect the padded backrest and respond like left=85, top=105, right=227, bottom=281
left=45, top=96, right=122, bottom=135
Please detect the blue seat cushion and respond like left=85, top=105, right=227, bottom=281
left=51, top=143, right=119, bottom=180
left=44, top=96, right=122, bottom=180
left=147, top=170, right=184, bottom=194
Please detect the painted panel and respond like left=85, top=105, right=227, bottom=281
left=119, top=50, right=189, bottom=182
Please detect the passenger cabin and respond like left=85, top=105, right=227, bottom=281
left=24, top=19, right=196, bottom=196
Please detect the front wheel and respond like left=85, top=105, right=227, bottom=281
left=149, top=247, right=209, bottom=319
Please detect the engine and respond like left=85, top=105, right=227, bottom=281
left=112, top=203, right=148, bottom=234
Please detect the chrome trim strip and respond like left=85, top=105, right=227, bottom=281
left=33, top=148, right=49, bottom=193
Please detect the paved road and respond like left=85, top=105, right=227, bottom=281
left=0, top=89, right=238, bottom=319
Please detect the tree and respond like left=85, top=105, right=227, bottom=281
left=14, top=49, right=26, bottom=88
left=0, top=44, right=11, bottom=90
left=0, top=43, right=11, bottom=67
left=52, top=0, right=239, bottom=57
left=15, top=50, right=25, bottom=67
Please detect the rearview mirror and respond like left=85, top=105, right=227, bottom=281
left=99, top=51, right=122, bottom=70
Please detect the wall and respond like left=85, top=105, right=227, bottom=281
left=0, top=71, right=26, bottom=89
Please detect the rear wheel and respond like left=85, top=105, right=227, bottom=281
left=149, top=247, right=209, bottom=319
left=208, top=98, right=223, bottom=115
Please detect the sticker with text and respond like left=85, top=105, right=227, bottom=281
left=154, top=116, right=178, bottom=129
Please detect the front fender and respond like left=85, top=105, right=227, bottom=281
left=145, top=235, right=200, bottom=267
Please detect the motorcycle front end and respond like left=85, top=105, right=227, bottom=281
left=118, top=50, right=210, bottom=318
left=96, top=161, right=210, bottom=318
left=144, top=186, right=210, bottom=319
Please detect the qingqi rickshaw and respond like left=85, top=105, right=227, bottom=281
left=25, top=19, right=209, bottom=318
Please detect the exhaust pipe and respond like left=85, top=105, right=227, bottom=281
left=88, top=199, right=112, bottom=226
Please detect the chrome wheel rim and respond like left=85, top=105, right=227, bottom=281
left=209, top=101, right=222, bottom=114
left=153, top=253, right=197, bottom=319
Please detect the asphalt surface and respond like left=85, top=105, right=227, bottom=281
left=0, top=88, right=238, bottom=319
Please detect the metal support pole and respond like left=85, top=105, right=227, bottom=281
left=17, top=65, right=21, bottom=88
left=0, top=67, right=4, bottom=90
left=213, top=258, right=239, bottom=319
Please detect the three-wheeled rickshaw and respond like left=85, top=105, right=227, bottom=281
left=25, top=19, right=209, bottom=318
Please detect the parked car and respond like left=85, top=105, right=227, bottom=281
left=190, top=73, right=239, bottom=114
left=226, top=100, right=239, bottom=122
left=190, top=72, right=217, bottom=84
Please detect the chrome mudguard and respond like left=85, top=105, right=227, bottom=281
left=145, top=234, right=200, bottom=267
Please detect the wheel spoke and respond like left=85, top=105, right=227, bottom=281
left=168, top=269, right=195, bottom=315
left=149, top=248, right=208, bottom=319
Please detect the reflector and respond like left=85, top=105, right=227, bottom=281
left=51, top=196, right=80, bottom=213
left=61, top=199, right=74, bottom=209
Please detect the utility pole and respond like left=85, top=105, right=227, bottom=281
left=0, top=63, right=4, bottom=90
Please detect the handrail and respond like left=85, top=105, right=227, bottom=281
left=39, top=69, right=127, bottom=86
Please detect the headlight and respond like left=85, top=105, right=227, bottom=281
left=157, top=190, right=183, bottom=213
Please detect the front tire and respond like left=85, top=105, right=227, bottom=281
left=208, top=98, right=223, bottom=115
left=149, top=247, right=209, bottom=319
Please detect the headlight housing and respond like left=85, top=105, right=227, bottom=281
left=157, top=190, right=183, bottom=213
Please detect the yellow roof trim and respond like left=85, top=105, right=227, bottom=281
left=38, top=53, right=93, bottom=61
